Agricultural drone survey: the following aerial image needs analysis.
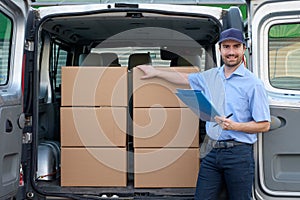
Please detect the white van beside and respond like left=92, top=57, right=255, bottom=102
left=1, top=0, right=300, bottom=199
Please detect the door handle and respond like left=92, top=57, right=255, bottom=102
left=269, top=115, right=285, bottom=130
left=6, top=119, right=13, bottom=133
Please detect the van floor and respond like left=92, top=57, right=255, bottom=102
left=36, top=180, right=195, bottom=199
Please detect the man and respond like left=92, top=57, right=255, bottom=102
left=137, top=28, right=271, bottom=200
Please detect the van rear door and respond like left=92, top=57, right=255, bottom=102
left=250, top=0, right=300, bottom=199
left=0, top=0, right=28, bottom=198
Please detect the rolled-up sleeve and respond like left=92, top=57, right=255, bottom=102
left=249, top=83, right=271, bottom=122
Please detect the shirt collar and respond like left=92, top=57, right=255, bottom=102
left=219, top=62, right=246, bottom=78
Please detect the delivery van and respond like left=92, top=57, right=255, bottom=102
left=1, top=0, right=300, bottom=199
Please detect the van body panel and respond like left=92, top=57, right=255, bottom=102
left=250, top=0, right=300, bottom=199
left=37, top=3, right=224, bottom=16
left=32, top=0, right=246, bottom=6
left=0, top=0, right=28, bottom=199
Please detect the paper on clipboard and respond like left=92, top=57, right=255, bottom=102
left=176, top=89, right=220, bottom=121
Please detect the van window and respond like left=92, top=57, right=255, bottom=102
left=92, top=47, right=205, bottom=70
left=51, top=44, right=67, bottom=89
left=0, top=12, right=12, bottom=85
left=92, top=47, right=171, bottom=67
left=269, top=24, right=300, bottom=90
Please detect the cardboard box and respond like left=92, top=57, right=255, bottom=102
left=134, top=148, right=199, bottom=188
left=61, top=107, right=127, bottom=147
left=133, top=108, right=199, bottom=148
left=61, top=67, right=128, bottom=106
left=133, top=67, right=199, bottom=108
left=61, top=147, right=127, bottom=187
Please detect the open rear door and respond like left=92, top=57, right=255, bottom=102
left=250, top=0, right=300, bottom=199
left=0, top=0, right=28, bottom=198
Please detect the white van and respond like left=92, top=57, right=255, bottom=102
left=1, top=0, right=300, bottom=199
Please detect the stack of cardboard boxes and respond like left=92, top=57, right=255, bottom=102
left=132, top=67, right=200, bottom=188
left=60, top=67, right=128, bottom=186
left=60, top=65, right=200, bottom=188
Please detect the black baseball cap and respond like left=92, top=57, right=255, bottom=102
left=218, top=28, right=246, bottom=45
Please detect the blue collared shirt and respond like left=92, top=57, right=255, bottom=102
left=188, top=63, right=271, bottom=144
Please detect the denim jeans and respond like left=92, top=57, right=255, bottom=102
left=194, top=143, right=254, bottom=200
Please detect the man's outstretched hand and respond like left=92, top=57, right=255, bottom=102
left=136, top=65, right=158, bottom=79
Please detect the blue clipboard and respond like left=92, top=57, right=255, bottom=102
left=176, top=89, right=220, bottom=121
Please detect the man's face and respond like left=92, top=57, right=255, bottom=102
left=219, top=40, right=246, bottom=68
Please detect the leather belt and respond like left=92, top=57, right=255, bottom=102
left=208, top=139, right=251, bottom=149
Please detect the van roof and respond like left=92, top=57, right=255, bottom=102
left=32, top=0, right=246, bottom=6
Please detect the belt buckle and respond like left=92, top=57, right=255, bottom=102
left=219, top=141, right=229, bottom=148
left=225, top=141, right=234, bottom=148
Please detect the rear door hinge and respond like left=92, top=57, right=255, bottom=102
left=23, top=132, right=32, bottom=144
left=25, top=40, right=34, bottom=51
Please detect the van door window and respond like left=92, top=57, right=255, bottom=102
left=269, top=24, right=300, bottom=90
left=92, top=47, right=205, bottom=70
left=51, top=43, right=67, bottom=95
left=0, top=12, right=12, bottom=85
left=92, top=47, right=171, bottom=67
